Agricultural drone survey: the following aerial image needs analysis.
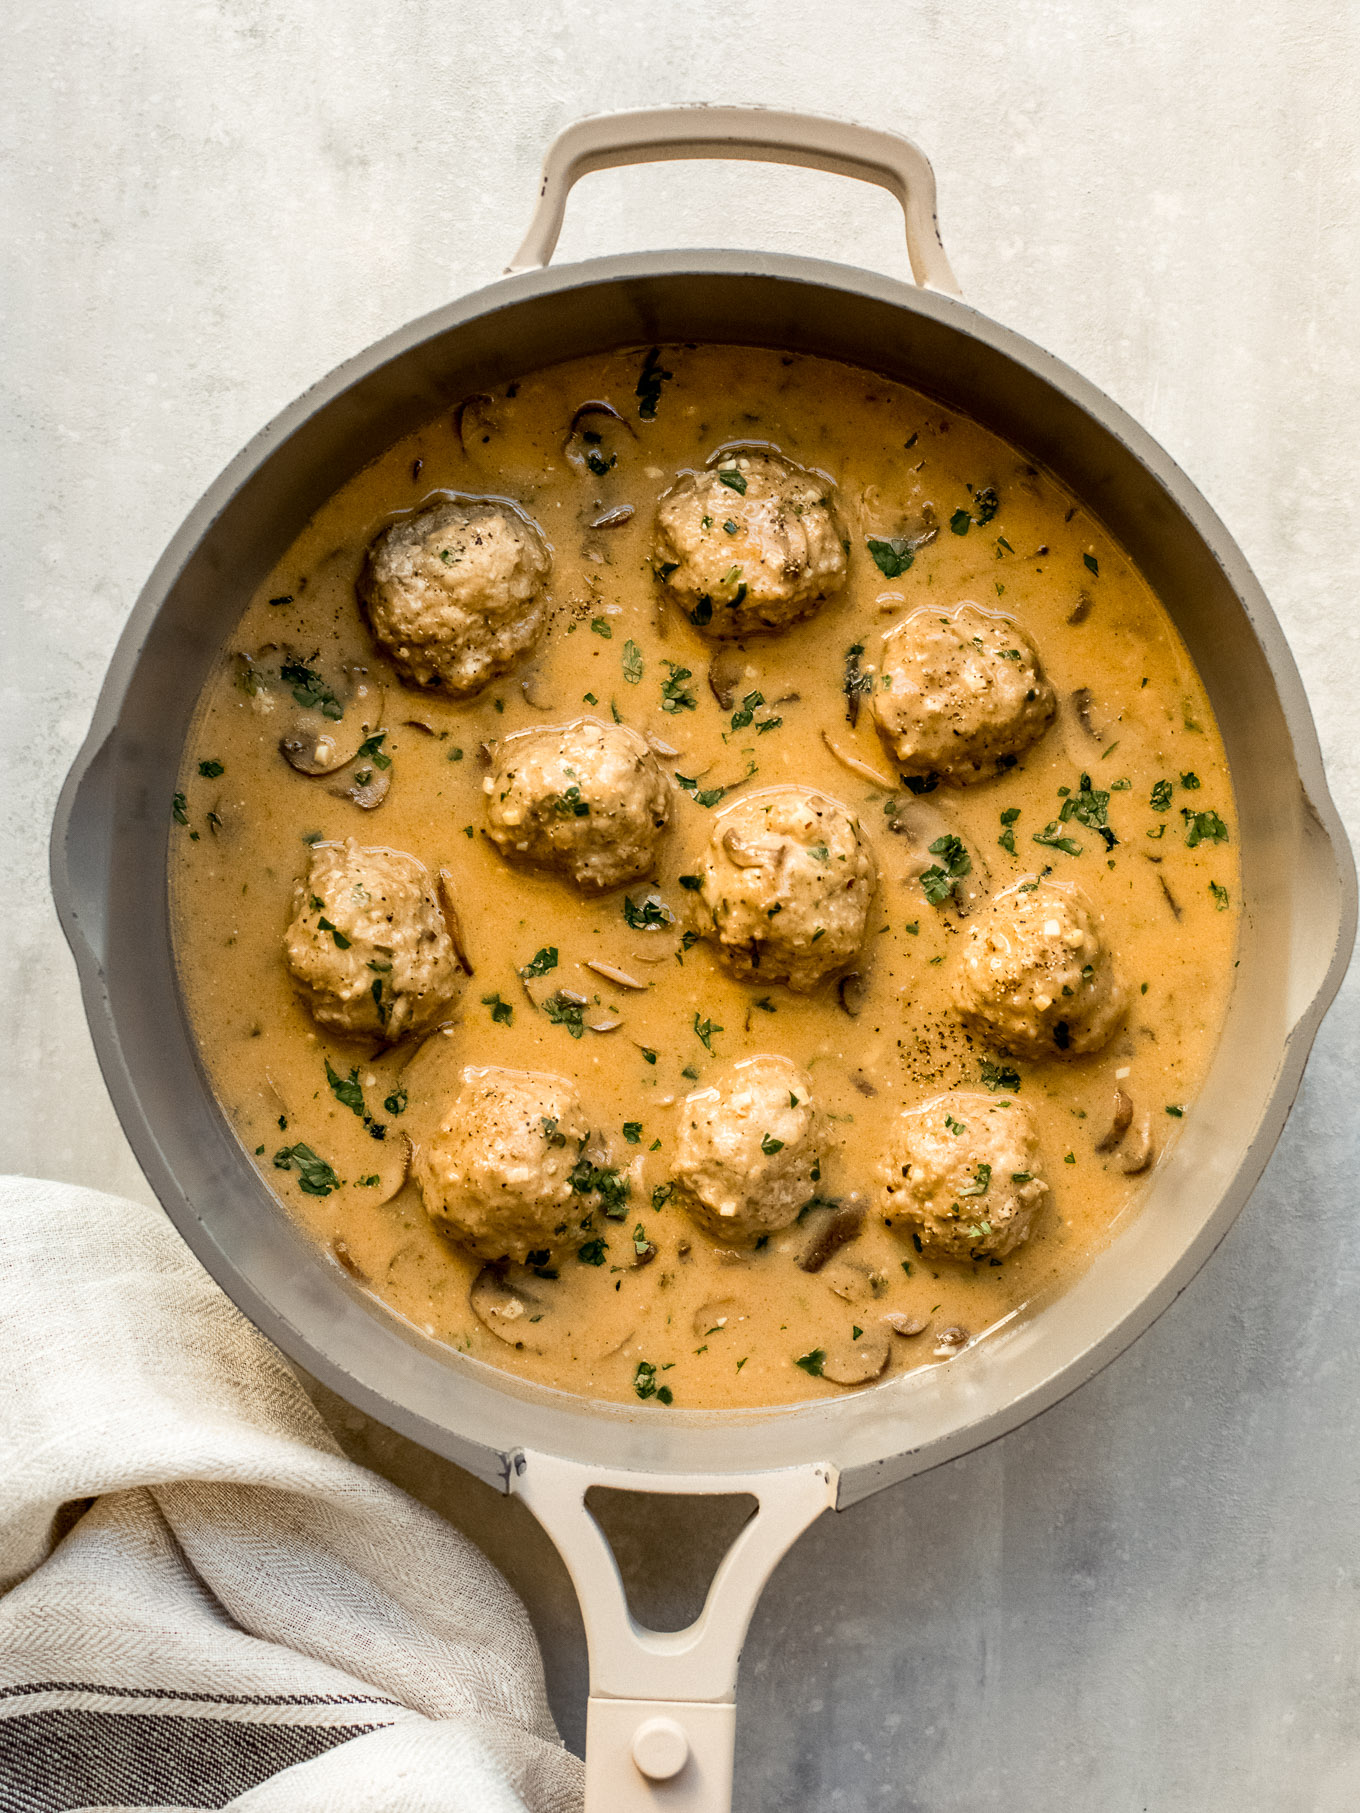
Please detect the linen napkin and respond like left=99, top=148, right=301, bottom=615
left=0, top=1175, right=584, bottom=1812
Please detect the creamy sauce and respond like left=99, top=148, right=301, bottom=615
left=170, top=344, right=1240, bottom=1409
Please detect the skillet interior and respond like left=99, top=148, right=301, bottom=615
left=51, top=251, right=1355, bottom=1506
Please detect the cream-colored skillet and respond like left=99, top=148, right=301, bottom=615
left=51, top=109, right=1356, bottom=1810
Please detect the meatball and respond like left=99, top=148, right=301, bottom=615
left=954, top=878, right=1125, bottom=1059
left=878, top=1091, right=1048, bottom=1261
left=284, top=838, right=461, bottom=1042
left=691, top=787, right=876, bottom=992
left=483, top=717, right=671, bottom=891
left=671, top=1056, right=822, bottom=1245
left=415, top=1066, right=590, bottom=1263
left=358, top=496, right=551, bottom=695
left=652, top=449, right=847, bottom=637
left=873, top=603, right=1056, bottom=783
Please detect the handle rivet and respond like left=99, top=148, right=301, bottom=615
left=632, top=1715, right=689, bottom=1780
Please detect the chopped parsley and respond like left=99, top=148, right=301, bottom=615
left=693, top=1012, right=722, bottom=1052
left=920, top=834, right=972, bottom=905
left=1182, top=808, right=1229, bottom=847
left=1210, top=881, right=1230, bottom=910
left=1180, top=771, right=1201, bottom=790
left=1060, top=772, right=1117, bottom=849
left=959, top=1162, right=992, bottom=1198
left=383, top=1085, right=408, bottom=1117
left=675, top=772, right=730, bottom=809
left=998, top=805, right=1020, bottom=853
left=1033, top=823, right=1083, bottom=856
left=623, top=893, right=673, bottom=931
left=325, top=1060, right=366, bottom=1117
left=980, top=1060, right=1021, bottom=1093
left=543, top=991, right=586, bottom=1038
left=622, top=639, right=644, bottom=685
left=1166, top=1104, right=1185, bottom=1117
left=949, top=507, right=972, bottom=535
left=481, top=992, right=513, bottom=1025
left=171, top=792, right=189, bottom=826
left=661, top=662, right=697, bottom=714
left=633, top=1359, right=674, bottom=1404
left=1151, top=779, right=1174, bottom=811
left=553, top=784, right=590, bottom=818
left=280, top=658, right=343, bottom=720
left=197, top=759, right=224, bottom=778
left=717, top=468, right=747, bottom=495
left=590, top=616, right=613, bottom=638
left=520, top=947, right=559, bottom=978
left=1083, top=553, right=1100, bottom=577
left=578, top=1237, right=608, bottom=1266
left=651, top=1181, right=675, bottom=1211
left=316, top=916, right=351, bottom=950
left=354, top=733, right=391, bottom=770
left=623, top=1121, right=643, bottom=1144
left=866, top=537, right=914, bottom=578
left=730, top=689, right=764, bottom=730
left=794, top=1349, right=826, bottom=1377
left=678, top=874, right=702, bottom=891
left=760, top=1133, right=785, bottom=1155
left=273, top=1143, right=339, bottom=1196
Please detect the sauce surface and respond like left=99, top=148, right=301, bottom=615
left=170, top=343, right=1240, bottom=1409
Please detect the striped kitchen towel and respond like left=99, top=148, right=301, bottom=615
left=0, top=1177, right=583, bottom=1812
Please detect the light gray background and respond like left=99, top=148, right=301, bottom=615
left=6, top=4, right=1360, bottom=1807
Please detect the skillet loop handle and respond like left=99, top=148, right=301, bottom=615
left=512, top=1451, right=837, bottom=1813
left=507, top=105, right=962, bottom=294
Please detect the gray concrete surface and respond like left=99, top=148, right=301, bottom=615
left=5, top=3, right=1360, bottom=1806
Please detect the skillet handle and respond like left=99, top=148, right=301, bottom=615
left=511, top=1450, right=836, bottom=1812
left=507, top=105, right=961, bottom=294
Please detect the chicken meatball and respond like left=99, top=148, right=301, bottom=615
left=652, top=449, right=847, bottom=637
left=415, top=1067, right=591, bottom=1264
left=671, top=1056, right=822, bottom=1245
left=284, top=838, right=461, bottom=1042
left=358, top=496, right=551, bottom=695
left=954, top=878, right=1125, bottom=1059
left=483, top=717, right=671, bottom=891
left=878, top=1091, right=1048, bottom=1261
left=691, top=788, right=876, bottom=992
left=873, top=603, right=1056, bottom=783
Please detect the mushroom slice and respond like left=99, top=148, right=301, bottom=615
left=454, top=392, right=497, bottom=456
left=1120, top=1116, right=1155, bottom=1175
left=368, top=1132, right=413, bottom=1207
left=883, top=1311, right=930, bottom=1338
left=520, top=666, right=556, bottom=711
left=1069, top=686, right=1103, bottom=742
left=590, top=505, right=635, bottom=530
left=434, top=869, right=474, bottom=976
left=586, top=1015, right=623, bottom=1033
left=330, top=1238, right=369, bottom=1284
left=646, top=733, right=682, bottom=759
left=1095, top=1088, right=1135, bottom=1154
left=823, top=1259, right=888, bottom=1304
left=933, top=1325, right=970, bottom=1356
left=820, top=1323, right=891, bottom=1386
left=470, top=1263, right=560, bottom=1353
left=281, top=721, right=352, bottom=776
left=585, top=959, right=647, bottom=991
left=331, top=763, right=390, bottom=810
left=693, top=1297, right=747, bottom=1339
left=797, top=1200, right=866, bottom=1274
left=821, top=729, right=896, bottom=789
left=837, top=972, right=867, bottom=1018
left=708, top=645, right=750, bottom=710
left=565, top=400, right=635, bottom=477
left=284, top=679, right=385, bottom=777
